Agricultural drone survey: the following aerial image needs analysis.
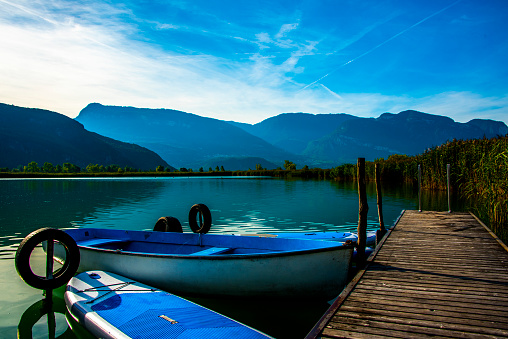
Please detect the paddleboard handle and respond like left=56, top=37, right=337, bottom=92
left=189, top=203, right=212, bottom=234
left=15, top=228, right=80, bottom=290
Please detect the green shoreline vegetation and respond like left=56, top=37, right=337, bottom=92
left=1, top=135, right=506, bottom=243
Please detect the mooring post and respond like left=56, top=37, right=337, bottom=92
left=447, top=163, right=451, bottom=213
left=357, top=158, right=368, bottom=267
left=418, top=164, right=422, bottom=212
left=45, top=238, right=54, bottom=301
left=375, top=163, right=386, bottom=243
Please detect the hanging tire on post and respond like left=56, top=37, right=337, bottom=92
left=153, top=216, right=183, bottom=233
left=189, top=203, right=212, bottom=234
left=15, top=228, right=80, bottom=290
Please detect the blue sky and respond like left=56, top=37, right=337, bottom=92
left=1, top=0, right=507, bottom=124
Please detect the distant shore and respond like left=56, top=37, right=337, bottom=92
left=0, top=168, right=333, bottom=179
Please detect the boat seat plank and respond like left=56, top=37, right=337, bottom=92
left=190, top=247, right=231, bottom=256
left=78, top=238, right=129, bottom=247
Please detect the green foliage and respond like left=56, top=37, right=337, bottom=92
left=86, top=164, right=101, bottom=173
left=25, top=161, right=40, bottom=172
left=62, top=163, right=80, bottom=173
left=284, top=160, right=296, bottom=170
left=42, top=162, right=55, bottom=173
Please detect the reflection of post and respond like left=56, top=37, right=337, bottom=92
left=375, top=164, right=386, bottom=243
left=357, top=158, right=368, bottom=267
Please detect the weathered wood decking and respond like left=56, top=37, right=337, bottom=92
left=307, top=210, right=508, bottom=338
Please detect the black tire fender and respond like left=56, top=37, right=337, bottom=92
left=15, top=228, right=80, bottom=290
left=188, top=203, right=212, bottom=234
left=153, top=216, right=183, bottom=233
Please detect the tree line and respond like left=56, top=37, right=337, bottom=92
left=0, top=162, right=141, bottom=174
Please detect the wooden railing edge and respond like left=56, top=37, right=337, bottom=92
left=470, top=212, right=508, bottom=253
left=304, top=210, right=406, bottom=339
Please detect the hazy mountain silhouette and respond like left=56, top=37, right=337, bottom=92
left=76, top=103, right=294, bottom=169
left=302, top=110, right=508, bottom=165
left=229, top=113, right=356, bottom=155
left=0, top=103, right=170, bottom=170
left=3, top=102, right=506, bottom=171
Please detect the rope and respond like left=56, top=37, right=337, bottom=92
left=79, top=282, right=159, bottom=304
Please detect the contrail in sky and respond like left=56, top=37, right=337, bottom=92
left=299, top=0, right=462, bottom=92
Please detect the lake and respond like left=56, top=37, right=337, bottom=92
left=0, top=177, right=454, bottom=338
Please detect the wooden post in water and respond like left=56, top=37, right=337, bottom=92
left=418, top=164, right=422, bottom=212
left=357, top=158, right=368, bottom=267
left=375, top=163, right=386, bottom=243
left=447, top=163, right=451, bottom=213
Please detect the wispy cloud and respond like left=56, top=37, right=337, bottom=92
left=299, top=0, right=463, bottom=91
left=0, top=0, right=506, bottom=126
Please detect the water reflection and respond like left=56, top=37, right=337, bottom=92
left=0, top=177, right=460, bottom=339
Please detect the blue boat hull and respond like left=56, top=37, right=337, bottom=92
left=55, top=228, right=354, bottom=300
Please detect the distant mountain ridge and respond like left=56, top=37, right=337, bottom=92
left=2, top=102, right=507, bottom=171
left=302, top=110, right=508, bottom=165
left=229, top=113, right=356, bottom=155
left=76, top=104, right=508, bottom=169
left=0, top=103, right=170, bottom=170
left=76, top=103, right=294, bottom=169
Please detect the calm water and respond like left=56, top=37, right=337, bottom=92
left=0, top=177, right=453, bottom=338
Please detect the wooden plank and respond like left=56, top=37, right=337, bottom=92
left=324, top=317, right=503, bottom=339
left=342, top=299, right=508, bottom=322
left=351, top=285, right=508, bottom=305
left=329, top=311, right=508, bottom=337
left=345, top=291, right=508, bottom=314
left=356, top=280, right=508, bottom=298
left=359, top=274, right=508, bottom=290
left=336, top=305, right=508, bottom=330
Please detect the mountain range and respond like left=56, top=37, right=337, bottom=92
left=76, top=103, right=294, bottom=169
left=0, top=103, right=170, bottom=171
left=1, top=102, right=507, bottom=171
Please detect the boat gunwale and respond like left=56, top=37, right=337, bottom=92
left=76, top=241, right=354, bottom=260
left=67, top=227, right=354, bottom=260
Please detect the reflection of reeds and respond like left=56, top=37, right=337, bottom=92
left=370, top=136, right=507, bottom=243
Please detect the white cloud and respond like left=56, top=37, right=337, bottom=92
left=275, top=23, right=299, bottom=39
left=156, top=23, right=179, bottom=30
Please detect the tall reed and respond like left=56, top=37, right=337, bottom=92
left=330, top=135, right=508, bottom=243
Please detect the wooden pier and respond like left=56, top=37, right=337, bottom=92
left=307, top=210, right=508, bottom=338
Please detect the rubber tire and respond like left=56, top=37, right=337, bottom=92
left=153, top=216, right=183, bottom=233
left=15, top=228, right=80, bottom=290
left=189, top=204, right=212, bottom=234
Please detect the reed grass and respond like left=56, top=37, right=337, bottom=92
left=345, top=136, right=508, bottom=244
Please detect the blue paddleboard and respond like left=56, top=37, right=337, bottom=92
left=65, top=270, right=272, bottom=339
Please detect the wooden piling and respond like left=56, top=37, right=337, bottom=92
left=357, top=158, right=368, bottom=266
left=375, top=163, right=386, bottom=242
